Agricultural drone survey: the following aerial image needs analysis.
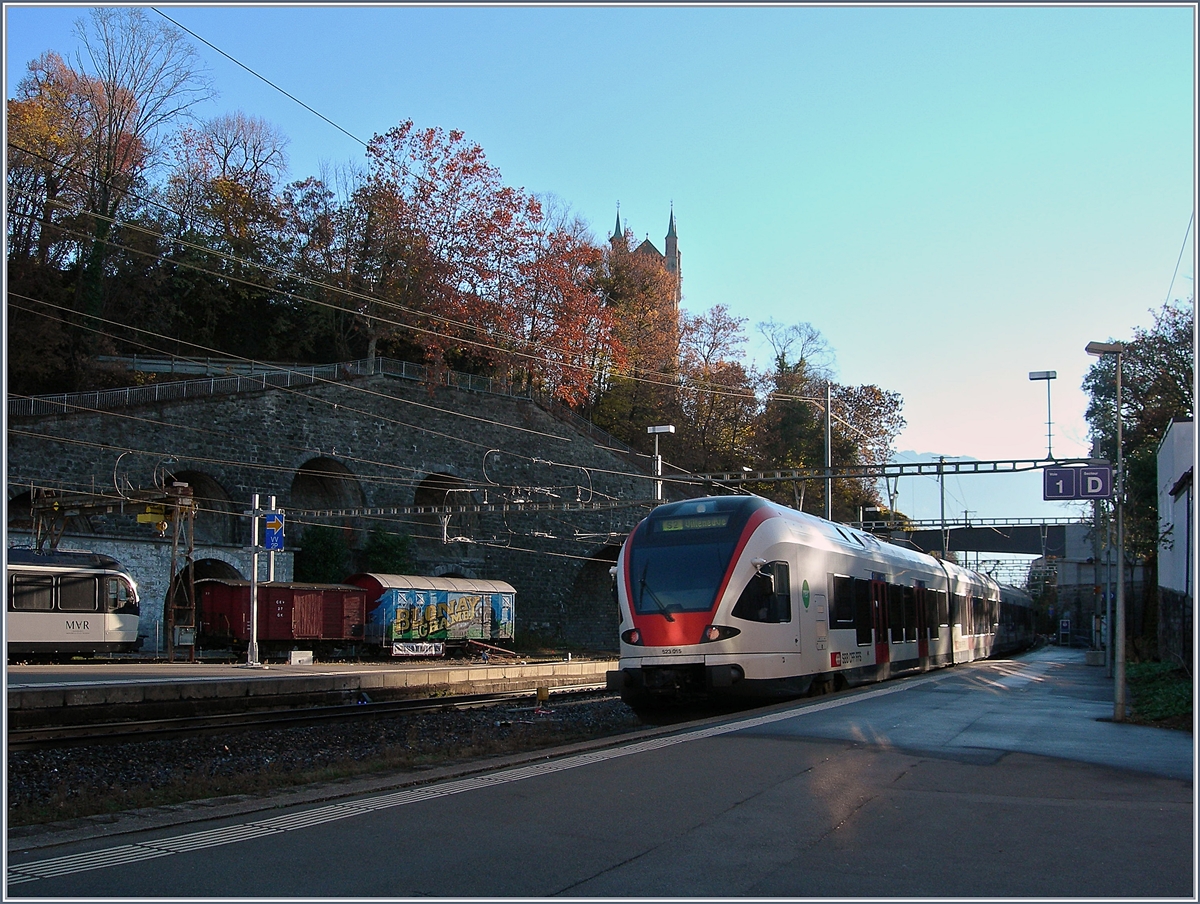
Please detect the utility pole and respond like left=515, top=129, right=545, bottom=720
left=1086, top=340, right=1126, bottom=721
left=246, top=493, right=262, bottom=668
left=824, top=382, right=832, bottom=521
left=938, top=456, right=947, bottom=559
left=647, top=425, right=675, bottom=503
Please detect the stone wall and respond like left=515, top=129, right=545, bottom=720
left=7, top=371, right=662, bottom=651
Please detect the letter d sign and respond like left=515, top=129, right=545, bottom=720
left=1079, top=466, right=1112, bottom=499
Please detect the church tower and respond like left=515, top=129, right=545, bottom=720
left=610, top=204, right=625, bottom=249
left=612, top=203, right=682, bottom=310
left=664, top=206, right=681, bottom=309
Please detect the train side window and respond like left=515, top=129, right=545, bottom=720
left=903, top=586, right=917, bottom=642
left=831, top=575, right=855, bottom=628
left=927, top=590, right=943, bottom=640
left=971, top=596, right=985, bottom=635
left=853, top=578, right=873, bottom=646
left=10, top=575, right=53, bottom=610
left=732, top=561, right=790, bottom=623
left=106, top=577, right=137, bottom=613
left=951, top=593, right=967, bottom=634
left=937, top=591, right=950, bottom=628
left=887, top=584, right=904, bottom=642
left=59, top=574, right=99, bottom=611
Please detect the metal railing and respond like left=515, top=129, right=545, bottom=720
left=7, top=357, right=525, bottom=417
left=7, top=355, right=640, bottom=462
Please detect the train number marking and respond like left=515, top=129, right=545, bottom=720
left=661, top=648, right=682, bottom=654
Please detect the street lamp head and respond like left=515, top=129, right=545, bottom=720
left=1086, top=341, right=1125, bottom=357
left=647, top=425, right=676, bottom=435
left=1028, top=370, right=1057, bottom=381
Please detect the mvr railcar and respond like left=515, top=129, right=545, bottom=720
left=606, top=496, right=1036, bottom=708
left=6, top=548, right=141, bottom=659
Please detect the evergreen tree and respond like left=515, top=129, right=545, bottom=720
left=293, top=525, right=350, bottom=584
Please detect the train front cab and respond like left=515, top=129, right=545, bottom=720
left=6, top=551, right=141, bottom=657
left=608, top=496, right=808, bottom=705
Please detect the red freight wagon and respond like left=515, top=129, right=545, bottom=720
left=195, top=578, right=366, bottom=653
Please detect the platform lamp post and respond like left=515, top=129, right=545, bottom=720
left=1028, top=370, right=1057, bottom=460
left=1086, top=340, right=1126, bottom=722
left=647, top=425, right=675, bottom=503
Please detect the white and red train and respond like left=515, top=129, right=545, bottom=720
left=606, top=496, right=1035, bottom=708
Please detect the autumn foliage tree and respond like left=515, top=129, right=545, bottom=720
left=674, top=305, right=759, bottom=472
left=7, top=21, right=915, bottom=506
left=1083, top=297, right=1194, bottom=657
left=588, top=230, right=681, bottom=445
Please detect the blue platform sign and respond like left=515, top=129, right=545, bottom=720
left=1044, top=468, right=1077, bottom=500
left=263, top=512, right=285, bottom=550
left=1044, top=466, right=1113, bottom=501
left=1079, top=466, right=1113, bottom=499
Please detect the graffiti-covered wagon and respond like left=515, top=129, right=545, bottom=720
left=346, top=573, right=515, bottom=656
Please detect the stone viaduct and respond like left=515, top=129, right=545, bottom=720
left=6, top=358, right=670, bottom=652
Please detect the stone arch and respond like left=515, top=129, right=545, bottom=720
left=412, top=472, right=479, bottom=545
left=290, top=457, right=366, bottom=512
left=167, top=470, right=238, bottom=546
left=568, top=544, right=623, bottom=651
left=167, top=557, right=243, bottom=607
left=290, top=457, right=368, bottom=556
left=6, top=489, right=35, bottom=532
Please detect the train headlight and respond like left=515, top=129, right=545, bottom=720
left=700, top=625, right=740, bottom=643
left=621, top=628, right=643, bottom=645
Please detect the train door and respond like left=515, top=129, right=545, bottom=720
left=871, top=579, right=889, bottom=667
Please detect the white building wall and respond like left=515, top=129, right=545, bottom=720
left=1157, top=419, right=1194, bottom=597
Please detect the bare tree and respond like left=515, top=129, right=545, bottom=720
left=757, top=318, right=836, bottom=380
left=72, top=7, right=215, bottom=313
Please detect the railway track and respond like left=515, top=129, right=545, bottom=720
left=7, top=684, right=612, bottom=751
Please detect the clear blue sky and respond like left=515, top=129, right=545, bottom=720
left=6, top=4, right=1196, bottom=522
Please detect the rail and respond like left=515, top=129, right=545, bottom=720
left=7, top=686, right=613, bottom=750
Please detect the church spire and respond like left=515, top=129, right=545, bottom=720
left=664, top=204, right=681, bottom=309
left=611, top=203, right=623, bottom=248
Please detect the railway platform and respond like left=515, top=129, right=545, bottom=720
left=6, top=655, right=615, bottom=728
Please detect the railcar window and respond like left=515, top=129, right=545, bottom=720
left=928, top=590, right=947, bottom=639
left=951, top=593, right=967, bottom=634
left=10, top=575, right=53, bottom=610
left=59, top=574, right=99, bottom=611
left=831, top=576, right=856, bottom=628
left=854, top=578, right=873, bottom=646
left=732, top=561, right=791, bottom=623
left=903, top=586, right=917, bottom=641
left=106, top=577, right=137, bottom=613
left=887, top=584, right=904, bottom=642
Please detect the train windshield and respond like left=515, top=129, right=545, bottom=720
left=627, top=497, right=768, bottom=616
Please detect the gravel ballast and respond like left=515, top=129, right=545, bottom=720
left=7, top=694, right=646, bottom=830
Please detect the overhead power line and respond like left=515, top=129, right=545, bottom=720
left=150, top=7, right=370, bottom=151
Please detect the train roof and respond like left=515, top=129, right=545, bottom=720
left=645, top=496, right=1000, bottom=590
left=193, top=577, right=365, bottom=591
left=346, top=573, right=516, bottom=596
left=5, top=547, right=124, bottom=570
